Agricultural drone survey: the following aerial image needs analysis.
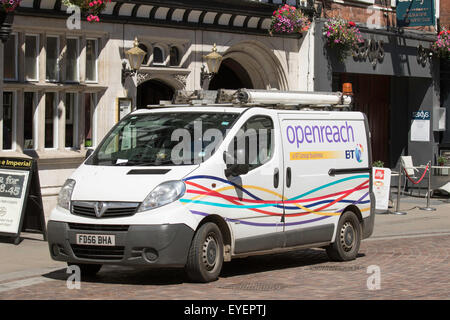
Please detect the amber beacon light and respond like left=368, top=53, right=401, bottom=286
left=342, top=83, right=353, bottom=96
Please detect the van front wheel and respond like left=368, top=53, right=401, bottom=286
left=326, top=211, right=361, bottom=261
left=185, top=222, right=224, bottom=283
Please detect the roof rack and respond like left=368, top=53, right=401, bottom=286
left=160, top=88, right=353, bottom=111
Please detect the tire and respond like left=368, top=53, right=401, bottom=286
left=67, top=263, right=102, bottom=277
left=326, top=211, right=361, bottom=261
left=185, top=222, right=224, bottom=283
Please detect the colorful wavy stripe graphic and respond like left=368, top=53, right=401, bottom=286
left=181, top=175, right=370, bottom=221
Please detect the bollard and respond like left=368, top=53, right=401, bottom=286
left=420, top=161, right=436, bottom=211
left=392, top=160, right=407, bottom=215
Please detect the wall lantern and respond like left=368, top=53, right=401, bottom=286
left=200, top=43, right=223, bottom=87
left=122, top=37, right=147, bottom=85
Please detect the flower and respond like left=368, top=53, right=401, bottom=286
left=269, top=5, right=310, bottom=35
left=432, top=27, right=450, bottom=59
left=62, top=0, right=111, bottom=22
left=322, top=17, right=363, bottom=60
left=1, top=0, right=21, bottom=12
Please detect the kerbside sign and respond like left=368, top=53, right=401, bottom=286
left=0, top=159, right=31, bottom=235
left=372, top=167, right=391, bottom=211
left=0, top=157, right=46, bottom=243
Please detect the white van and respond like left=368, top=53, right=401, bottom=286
left=48, top=89, right=374, bottom=283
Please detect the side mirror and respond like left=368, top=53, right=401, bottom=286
left=85, top=149, right=94, bottom=160
left=225, top=163, right=249, bottom=178
left=223, top=150, right=249, bottom=178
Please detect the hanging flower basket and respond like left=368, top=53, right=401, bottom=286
left=323, top=18, right=364, bottom=61
left=269, top=4, right=310, bottom=36
left=0, top=1, right=20, bottom=43
left=1, top=0, right=21, bottom=13
left=63, top=0, right=110, bottom=22
left=431, top=28, right=450, bottom=60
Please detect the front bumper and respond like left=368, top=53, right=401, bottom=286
left=47, top=221, right=194, bottom=268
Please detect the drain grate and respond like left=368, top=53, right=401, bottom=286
left=219, top=282, right=292, bottom=292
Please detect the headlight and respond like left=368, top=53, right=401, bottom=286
left=57, top=179, right=76, bottom=211
left=137, top=180, right=186, bottom=212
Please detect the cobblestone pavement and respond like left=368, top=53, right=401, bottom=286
left=0, top=233, right=449, bottom=300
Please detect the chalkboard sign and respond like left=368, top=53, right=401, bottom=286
left=0, top=157, right=46, bottom=245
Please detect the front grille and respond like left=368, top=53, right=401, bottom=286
left=68, top=223, right=129, bottom=232
left=71, top=201, right=140, bottom=218
left=71, top=244, right=125, bottom=261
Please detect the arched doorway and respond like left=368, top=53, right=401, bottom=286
left=209, top=58, right=253, bottom=90
left=136, top=79, right=175, bottom=108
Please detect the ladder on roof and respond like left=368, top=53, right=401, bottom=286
left=163, top=89, right=353, bottom=111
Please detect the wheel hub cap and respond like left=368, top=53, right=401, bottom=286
left=340, top=222, right=355, bottom=252
left=203, top=235, right=217, bottom=270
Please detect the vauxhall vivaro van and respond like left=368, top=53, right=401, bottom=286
left=48, top=89, right=374, bottom=282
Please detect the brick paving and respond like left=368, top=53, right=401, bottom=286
left=0, top=234, right=449, bottom=300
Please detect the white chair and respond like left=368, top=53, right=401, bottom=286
left=400, top=156, right=419, bottom=177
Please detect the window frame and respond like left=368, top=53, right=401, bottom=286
left=45, top=35, right=60, bottom=83
left=3, top=32, right=18, bottom=81
left=152, top=45, right=165, bottom=66
left=169, top=46, right=181, bottom=67
left=25, top=34, right=40, bottom=82
left=85, top=38, right=98, bottom=83
left=2, top=91, right=17, bottom=151
left=65, top=92, right=79, bottom=149
left=44, top=91, right=59, bottom=150
left=65, top=37, right=80, bottom=83
left=23, top=91, right=38, bottom=151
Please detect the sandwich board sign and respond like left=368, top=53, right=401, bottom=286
left=0, top=157, right=46, bottom=245
left=372, top=167, right=391, bottom=211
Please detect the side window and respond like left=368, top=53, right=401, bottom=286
left=229, top=115, right=274, bottom=171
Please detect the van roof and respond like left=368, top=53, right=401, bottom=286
left=131, top=106, right=366, bottom=121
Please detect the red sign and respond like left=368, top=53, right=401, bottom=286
left=374, top=169, right=384, bottom=180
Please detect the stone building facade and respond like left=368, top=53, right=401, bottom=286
left=0, top=0, right=445, bottom=217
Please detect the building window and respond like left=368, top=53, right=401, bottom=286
left=66, top=38, right=79, bottom=82
left=138, top=43, right=149, bottom=65
left=4, top=34, right=17, bottom=81
left=153, top=46, right=164, bottom=65
left=46, top=36, right=59, bottom=82
left=169, top=46, right=180, bottom=66
left=84, top=93, right=96, bottom=148
left=25, top=35, right=39, bottom=81
left=24, top=92, right=36, bottom=150
left=45, top=92, right=57, bottom=148
left=65, top=93, right=78, bottom=148
left=86, top=39, right=98, bottom=82
left=2, top=92, right=14, bottom=150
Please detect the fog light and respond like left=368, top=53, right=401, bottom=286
left=142, top=248, right=159, bottom=263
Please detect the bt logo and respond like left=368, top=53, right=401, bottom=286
left=345, top=144, right=364, bottom=163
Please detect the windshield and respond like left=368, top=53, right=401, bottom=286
left=87, top=112, right=239, bottom=166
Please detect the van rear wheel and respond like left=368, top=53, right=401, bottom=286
left=185, top=222, right=224, bottom=283
left=326, top=211, right=361, bottom=261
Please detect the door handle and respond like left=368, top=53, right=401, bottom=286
left=286, top=167, right=291, bottom=188
left=274, top=168, right=279, bottom=188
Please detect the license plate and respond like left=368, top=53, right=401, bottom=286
left=76, top=234, right=116, bottom=246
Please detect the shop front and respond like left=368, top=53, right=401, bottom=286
left=314, top=19, right=439, bottom=170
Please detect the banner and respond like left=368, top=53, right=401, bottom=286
left=396, top=0, right=435, bottom=27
